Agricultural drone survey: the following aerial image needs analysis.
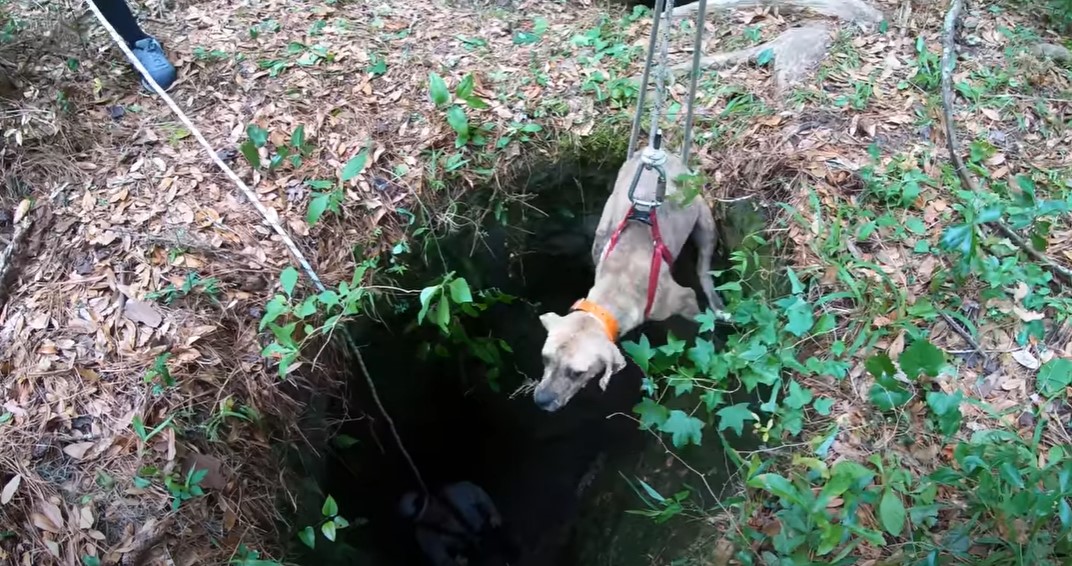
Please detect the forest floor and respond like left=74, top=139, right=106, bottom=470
left=1, top=0, right=1071, bottom=564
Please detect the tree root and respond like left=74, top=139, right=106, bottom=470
left=672, top=0, right=884, bottom=25
left=645, top=22, right=834, bottom=93
left=940, top=0, right=1072, bottom=286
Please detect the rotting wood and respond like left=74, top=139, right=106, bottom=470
left=940, top=0, right=1072, bottom=286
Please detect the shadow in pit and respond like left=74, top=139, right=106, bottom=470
left=297, top=154, right=736, bottom=566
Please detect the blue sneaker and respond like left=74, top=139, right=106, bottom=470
left=130, top=37, right=177, bottom=92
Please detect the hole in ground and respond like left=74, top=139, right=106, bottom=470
left=297, top=151, right=741, bottom=565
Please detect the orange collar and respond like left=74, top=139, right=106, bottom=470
left=571, top=299, right=619, bottom=342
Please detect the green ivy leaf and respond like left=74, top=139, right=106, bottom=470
left=622, top=335, right=655, bottom=374
left=878, top=489, right=907, bottom=536
left=659, top=410, right=704, bottom=448
left=246, top=124, right=268, bottom=148
left=341, top=149, right=369, bottom=182
left=813, top=397, right=835, bottom=416
left=321, top=520, right=337, bottom=542
left=776, top=295, right=814, bottom=337
left=694, top=309, right=719, bottom=334
left=1037, top=359, right=1072, bottom=398
left=900, top=339, right=944, bottom=379
left=322, top=495, right=338, bottom=517
left=238, top=140, right=261, bottom=170
left=307, top=192, right=331, bottom=225
left=784, top=380, right=814, bottom=409
left=428, top=72, right=450, bottom=107
left=298, top=526, right=316, bottom=549
left=279, top=266, right=299, bottom=297
left=633, top=398, right=669, bottom=430
left=756, top=48, right=774, bottom=66
left=716, top=403, right=756, bottom=436
left=448, top=277, right=473, bottom=304
left=686, top=338, right=715, bottom=375
left=334, top=515, right=350, bottom=529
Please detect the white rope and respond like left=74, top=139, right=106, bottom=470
left=83, top=0, right=325, bottom=293
left=84, top=0, right=430, bottom=497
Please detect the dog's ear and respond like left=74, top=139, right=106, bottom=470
left=598, top=344, right=627, bottom=391
left=539, top=312, right=562, bottom=330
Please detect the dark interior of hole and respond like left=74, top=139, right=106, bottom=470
left=297, top=153, right=735, bottom=565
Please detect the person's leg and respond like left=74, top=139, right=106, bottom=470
left=89, top=0, right=177, bottom=91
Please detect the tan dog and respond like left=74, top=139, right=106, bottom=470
left=533, top=149, right=724, bottom=412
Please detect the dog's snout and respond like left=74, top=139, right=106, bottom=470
left=533, top=388, right=558, bottom=411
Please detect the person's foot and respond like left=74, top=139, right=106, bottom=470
left=130, top=37, right=177, bottom=92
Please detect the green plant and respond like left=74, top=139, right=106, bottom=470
left=147, top=272, right=221, bottom=304
left=230, top=545, right=283, bottom=566
left=298, top=495, right=351, bottom=549
left=164, top=467, right=208, bottom=510
left=428, top=72, right=489, bottom=148
left=260, top=260, right=375, bottom=377
left=143, top=352, right=175, bottom=395
left=239, top=123, right=316, bottom=173
left=132, top=414, right=175, bottom=452
left=414, top=272, right=517, bottom=390
left=624, top=476, right=691, bottom=524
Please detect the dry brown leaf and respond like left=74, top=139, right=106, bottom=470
left=63, top=442, right=96, bottom=460
left=1001, top=377, right=1024, bottom=391
left=124, top=299, right=163, bottom=328
left=1, top=475, right=21, bottom=505
left=32, top=501, right=63, bottom=533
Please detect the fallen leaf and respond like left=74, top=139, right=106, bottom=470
left=1, top=475, right=21, bottom=505
left=63, top=442, right=95, bottom=460
left=13, top=199, right=30, bottom=224
left=32, top=501, right=63, bottom=533
left=124, top=299, right=163, bottom=328
left=183, top=453, right=227, bottom=491
left=1013, top=306, right=1045, bottom=322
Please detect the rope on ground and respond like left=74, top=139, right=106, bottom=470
left=84, top=0, right=429, bottom=496
left=939, top=0, right=1072, bottom=286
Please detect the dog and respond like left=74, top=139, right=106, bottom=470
left=532, top=148, right=724, bottom=412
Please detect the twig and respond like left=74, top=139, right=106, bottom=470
left=939, top=0, right=1072, bottom=286
left=0, top=205, right=33, bottom=311
left=84, top=0, right=429, bottom=498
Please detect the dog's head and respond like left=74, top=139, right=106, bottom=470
left=533, top=311, right=626, bottom=412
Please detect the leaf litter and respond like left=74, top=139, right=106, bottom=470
left=0, top=0, right=1070, bottom=563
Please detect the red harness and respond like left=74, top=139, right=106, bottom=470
left=601, top=206, right=674, bottom=319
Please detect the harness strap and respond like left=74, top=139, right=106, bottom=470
left=600, top=206, right=674, bottom=321
left=646, top=209, right=674, bottom=319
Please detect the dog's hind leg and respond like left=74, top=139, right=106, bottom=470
left=650, top=278, right=701, bottom=322
left=692, top=204, right=726, bottom=312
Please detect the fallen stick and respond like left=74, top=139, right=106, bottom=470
left=0, top=203, right=32, bottom=311
left=939, top=0, right=1072, bottom=286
